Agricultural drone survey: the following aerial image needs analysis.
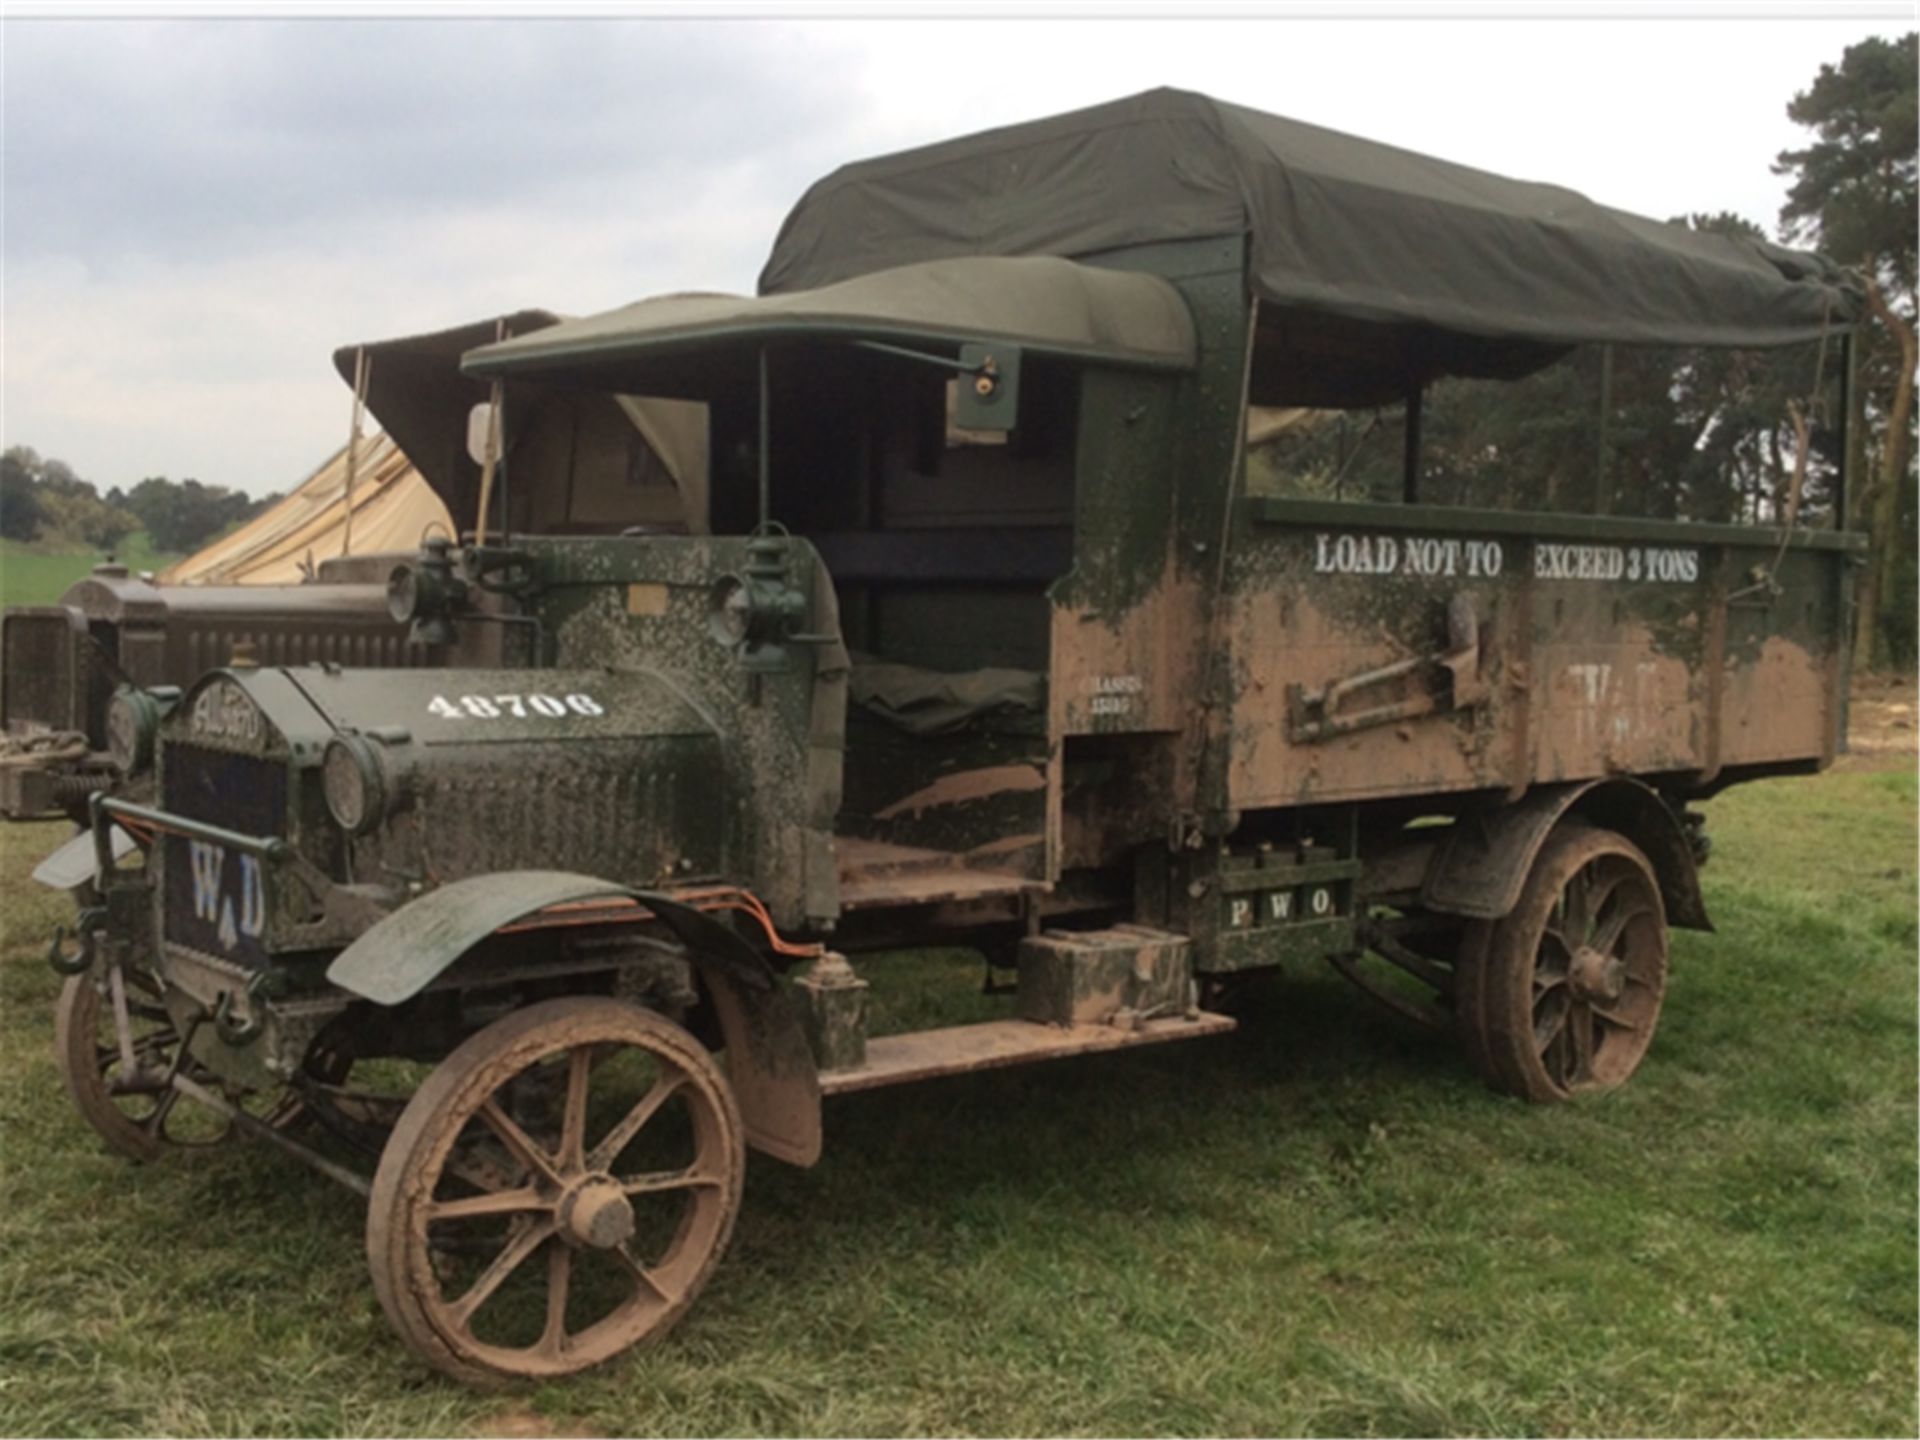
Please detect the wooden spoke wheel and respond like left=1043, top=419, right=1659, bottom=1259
left=55, top=969, right=234, bottom=1160
left=1455, top=824, right=1669, bottom=1103
left=54, top=970, right=327, bottom=1161
left=366, top=996, right=744, bottom=1386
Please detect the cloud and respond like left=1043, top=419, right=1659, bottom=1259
left=4, top=19, right=857, bottom=267
left=3, top=18, right=875, bottom=493
left=1, top=15, right=1903, bottom=499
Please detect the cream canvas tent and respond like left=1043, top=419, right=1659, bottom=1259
left=160, top=433, right=452, bottom=585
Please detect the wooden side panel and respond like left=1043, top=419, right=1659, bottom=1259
left=1714, top=548, right=1840, bottom=767
left=1225, top=528, right=1514, bottom=807
left=1225, top=504, right=1852, bottom=811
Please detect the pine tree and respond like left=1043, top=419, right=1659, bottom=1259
left=1776, top=31, right=1919, bottom=668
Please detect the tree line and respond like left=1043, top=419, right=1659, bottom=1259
left=1777, top=32, right=1917, bottom=669
left=0, top=446, right=282, bottom=557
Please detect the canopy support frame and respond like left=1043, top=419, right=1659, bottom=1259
left=1401, top=384, right=1423, bottom=504
left=757, top=346, right=772, bottom=528
left=342, top=347, right=371, bottom=557
left=474, top=319, right=508, bottom=544
left=1595, top=344, right=1615, bottom=516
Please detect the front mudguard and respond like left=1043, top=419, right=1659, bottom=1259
left=325, top=870, right=822, bottom=1166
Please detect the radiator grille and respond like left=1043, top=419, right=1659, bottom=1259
left=1, top=609, right=81, bottom=730
left=425, top=763, right=655, bottom=876
left=160, top=743, right=287, bottom=966
left=181, top=626, right=425, bottom=677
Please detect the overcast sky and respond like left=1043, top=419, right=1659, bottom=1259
left=2, top=11, right=1907, bottom=498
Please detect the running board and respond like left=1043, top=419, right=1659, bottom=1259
left=817, top=1012, right=1236, bottom=1097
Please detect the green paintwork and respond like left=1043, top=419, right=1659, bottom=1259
left=26, top=106, right=1893, bottom=1378
left=1203, top=851, right=1363, bottom=976
left=146, top=661, right=731, bottom=970
left=1052, top=367, right=1179, bottom=621
left=527, top=534, right=844, bottom=926
left=838, top=710, right=1047, bottom=875
left=1214, top=857, right=1364, bottom=893
left=954, top=341, right=1021, bottom=430
left=1219, top=487, right=1853, bottom=816
left=1421, top=776, right=1711, bottom=929
left=100, top=796, right=289, bottom=863
left=326, top=870, right=651, bottom=1004
left=1206, top=917, right=1359, bottom=974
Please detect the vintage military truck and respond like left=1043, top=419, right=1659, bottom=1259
left=43, top=89, right=1864, bottom=1384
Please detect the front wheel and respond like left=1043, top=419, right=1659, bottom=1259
left=54, top=970, right=246, bottom=1159
left=366, top=996, right=745, bottom=1386
left=1455, top=824, right=1670, bottom=1102
left=55, top=970, right=346, bottom=1160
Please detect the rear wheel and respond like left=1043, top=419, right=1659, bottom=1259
left=366, top=996, right=745, bottom=1386
left=1455, top=824, right=1669, bottom=1102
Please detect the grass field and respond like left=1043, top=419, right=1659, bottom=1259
left=0, top=535, right=184, bottom=609
left=0, top=764, right=1912, bottom=1437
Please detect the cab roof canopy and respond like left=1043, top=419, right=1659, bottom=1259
left=758, top=87, right=1863, bottom=407
left=460, top=255, right=1198, bottom=388
left=335, top=311, right=561, bottom=510
left=339, top=312, right=712, bottom=531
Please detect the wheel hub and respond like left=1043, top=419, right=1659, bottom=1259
left=1567, top=945, right=1627, bottom=1004
left=559, top=1175, right=635, bottom=1250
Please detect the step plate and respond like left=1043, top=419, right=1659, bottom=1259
left=818, top=1012, right=1237, bottom=1096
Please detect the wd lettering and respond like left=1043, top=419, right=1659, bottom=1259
left=179, top=840, right=267, bottom=958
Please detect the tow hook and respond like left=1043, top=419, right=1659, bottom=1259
left=211, top=991, right=261, bottom=1047
left=212, top=969, right=285, bottom=1048
left=47, top=906, right=105, bottom=976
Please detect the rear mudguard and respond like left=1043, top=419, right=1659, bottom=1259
left=325, top=870, right=821, bottom=1166
left=1420, top=778, right=1710, bottom=931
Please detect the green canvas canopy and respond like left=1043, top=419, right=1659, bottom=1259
left=759, top=88, right=1861, bottom=370
left=460, top=256, right=1198, bottom=383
